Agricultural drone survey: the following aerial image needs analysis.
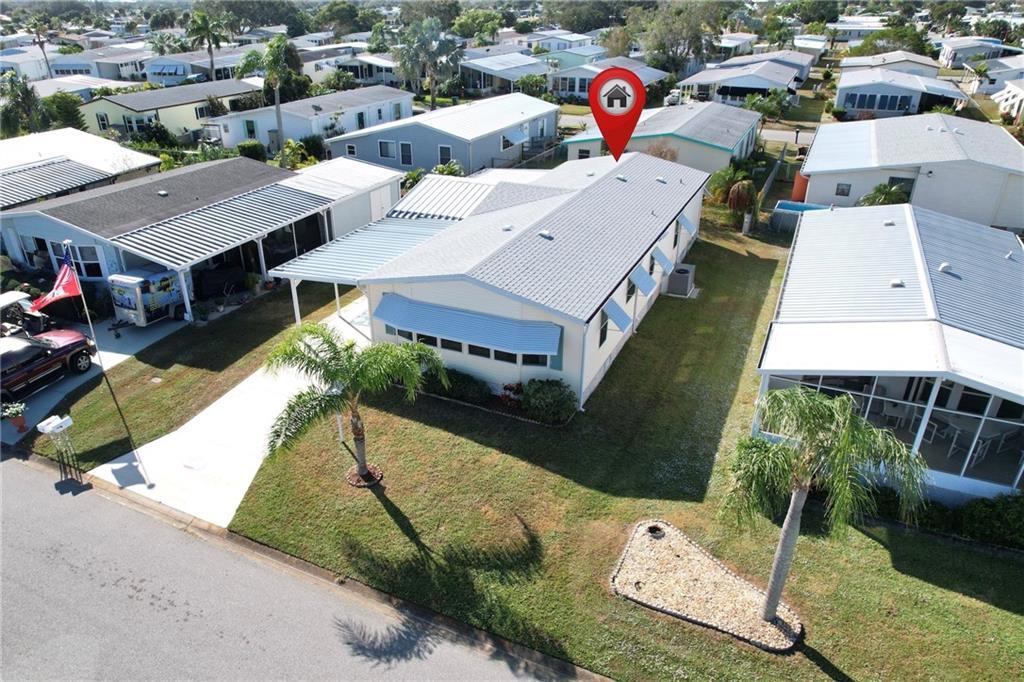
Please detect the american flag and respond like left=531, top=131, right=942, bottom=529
left=30, top=247, right=82, bottom=312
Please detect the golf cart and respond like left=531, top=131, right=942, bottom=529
left=107, top=266, right=188, bottom=334
left=0, top=290, right=54, bottom=337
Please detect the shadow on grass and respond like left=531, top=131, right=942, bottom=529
left=338, top=507, right=570, bottom=679
left=368, top=238, right=781, bottom=504
left=859, top=524, right=1024, bottom=615
left=800, top=642, right=855, bottom=682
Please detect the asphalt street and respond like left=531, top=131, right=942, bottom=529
left=1, top=459, right=567, bottom=680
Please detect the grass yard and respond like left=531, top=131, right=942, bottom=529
left=230, top=222, right=1024, bottom=680
left=560, top=103, right=592, bottom=116
left=20, top=283, right=359, bottom=470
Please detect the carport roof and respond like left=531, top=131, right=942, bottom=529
left=1, top=158, right=111, bottom=210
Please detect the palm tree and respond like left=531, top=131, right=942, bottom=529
left=394, top=17, right=464, bottom=110
left=186, top=10, right=228, bottom=81
left=725, top=387, right=927, bottom=621
left=858, top=182, right=908, bottom=206
left=727, top=178, right=756, bottom=233
left=236, top=35, right=293, bottom=166
left=147, top=31, right=186, bottom=56
left=266, top=323, right=447, bottom=485
left=1, top=73, right=47, bottom=137
left=707, top=165, right=749, bottom=204
left=27, top=15, right=53, bottom=79
left=825, top=27, right=840, bottom=52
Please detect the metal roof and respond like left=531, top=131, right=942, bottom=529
left=679, top=61, right=799, bottom=87
left=387, top=176, right=495, bottom=220
left=461, top=53, right=548, bottom=80
left=837, top=69, right=966, bottom=100
left=102, top=79, right=260, bottom=111
left=840, top=50, right=940, bottom=69
left=0, top=128, right=159, bottom=177
left=718, top=50, right=814, bottom=70
left=372, top=293, right=562, bottom=355
left=564, top=102, right=759, bottom=151
left=110, top=183, right=332, bottom=269
left=1, top=157, right=110, bottom=209
left=568, top=57, right=669, bottom=85
left=268, top=217, right=454, bottom=284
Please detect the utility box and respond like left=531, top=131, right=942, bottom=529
left=667, top=264, right=696, bottom=298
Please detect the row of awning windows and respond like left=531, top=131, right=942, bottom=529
left=384, top=326, right=555, bottom=369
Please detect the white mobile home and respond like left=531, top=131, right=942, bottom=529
left=144, top=44, right=264, bottom=86
left=678, top=61, right=799, bottom=106
left=993, top=79, right=1024, bottom=122
left=715, top=50, right=816, bottom=81
left=938, top=37, right=1017, bottom=68
left=548, top=56, right=670, bottom=99
left=964, top=54, right=1024, bottom=95
left=840, top=50, right=941, bottom=77
left=460, top=52, right=548, bottom=94
left=757, top=204, right=1023, bottom=502
left=713, top=32, right=758, bottom=57
left=835, top=69, right=966, bottom=117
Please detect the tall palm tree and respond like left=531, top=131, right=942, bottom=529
left=825, top=27, right=840, bottom=52
left=186, top=10, right=228, bottom=81
left=725, top=387, right=926, bottom=621
left=236, top=35, right=293, bottom=165
left=394, top=17, right=464, bottom=110
left=147, top=31, right=186, bottom=56
left=27, top=15, right=53, bottom=79
left=858, top=182, right=908, bottom=206
left=266, top=323, right=447, bottom=485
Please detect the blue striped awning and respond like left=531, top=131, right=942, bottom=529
left=373, top=294, right=562, bottom=355
left=628, top=264, right=657, bottom=296
left=602, top=298, right=631, bottom=332
left=652, top=246, right=674, bottom=273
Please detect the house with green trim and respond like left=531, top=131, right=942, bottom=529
left=562, top=102, right=760, bottom=174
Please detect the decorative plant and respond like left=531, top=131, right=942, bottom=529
left=2, top=402, right=26, bottom=419
left=499, top=382, right=524, bottom=408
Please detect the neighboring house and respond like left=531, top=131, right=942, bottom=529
left=549, top=56, right=670, bottom=99
left=563, top=102, right=760, bottom=173
left=208, top=85, right=413, bottom=154
left=30, top=74, right=126, bottom=101
left=794, top=113, right=1023, bottom=231
left=235, top=25, right=287, bottom=45
left=518, top=29, right=593, bottom=51
left=539, top=44, right=607, bottom=70
left=825, top=16, right=887, bottom=42
left=678, top=61, right=799, bottom=106
left=327, top=93, right=559, bottom=173
left=0, top=32, right=35, bottom=49
left=270, top=153, right=708, bottom=408
left=840, top=50, right=941, bottom=77
left=0, top=44, right=61, bottom=81
left=335, top=52, right=400, bottom=86
left=835, top=68, right=967, bottom=117
left=51, top=44, right=152, bottom=79
left=290, top=31, right=337, bottom=49
left=992, top=79, right=1024, bottom=122
left=462, top=44, right=531, bottom=61
left=0, top=128, right=159, bottom=212
left=0, top=156, right=403, bottom=322
left=792, top=34, right=827, bottom=60
left=81, top=79, right=261, bottom=142
left=298, top=45, right=361, bottom=83
left=144, top=44, right=265, bottom=86
left=756, top=204, right=1023, bottom=502
left=938, top=37, right=1018, bottom=68
left=964, top=54, right=1024, bottom=95
left=714, top=49, right=816, bottom=80
left=712, top=32, right=758, bottom=57
left=460, top=52, right=549, bottom=94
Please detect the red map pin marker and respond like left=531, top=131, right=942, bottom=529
left=588, top=66, right=646, bottom=161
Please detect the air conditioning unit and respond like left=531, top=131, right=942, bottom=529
left=666, top=264, right=697, bottom=298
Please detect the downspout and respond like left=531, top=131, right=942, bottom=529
left=577, top=320, right=589, bottom=411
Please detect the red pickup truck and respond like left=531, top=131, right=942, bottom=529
left=0, top=330, right=96, bottom=402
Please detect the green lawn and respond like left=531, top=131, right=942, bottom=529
left=559, top=103, right=592, bottom=116
left=20, top=283, right=359, bottom=470
left=230, top=222, right=1024, bottom=680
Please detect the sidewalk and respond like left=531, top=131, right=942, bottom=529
left=88, top=296, right=371, bottom=528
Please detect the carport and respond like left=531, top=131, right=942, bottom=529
left=268, top=216, right=454, bottom=330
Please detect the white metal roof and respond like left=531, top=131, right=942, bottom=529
left=387, top=176, right=495, bottom=220
left=714, top=32, right=758, bottom=48
left=563, top=102, right=759, bottom=151
left=30, top=74, right=125, bottom=98
left=840, top=50, right=940, bottom=69
left=278, top=156, right=402, bottom=201
left=0, top=128, right=158, bottom=176
left=837, top=68, right=966, bottom=100
left=1, top=158, right=110, bottom=210
left=460, top=52, right=548, bottom=80
left=679, top=61, right=798, bottom=88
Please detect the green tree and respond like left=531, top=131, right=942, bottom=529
left=27, top=15, right=53, bottom=80
left=858, top=182, right=909, bottom=206
left=804, top=20, right=827, bottom=36
left=321, top=69, right=357, bottom=91
left=452, top=8, right=502, bottom=42
left=544, top=0, right=611, bottom=34
left=792, top=0, right=839, bottom=24
left=402, top=167, right=426, bottom=191
left=600, top=26, right=632, bottom=58
left=707, top=165, right=749, bottom=204
left=366, top=21, right=390, bottom=54
left=825, top=26, right=840, bottom=51
left=743, top=90, right=787, bottom=125
left=930, top=1, right=967, bottom=34
left=315, top=0, right=358, bottom=35
left=186, top=10, right=229, bottom=81
left=724, top=388, right=926, bottom=621
left=515, top=73, right=547, bottom=97
left=236, top=35, right=295, bottom=167
left=57, top=44, right=83, bottom=54
left=432, top=159, right=464, bottom=176
left=399, top=0, right=462, bottom=30
left=276, top=139, right=317, bottom=169
left=42, top=91, right=86, bottom=130
left=204, top=94, right=228, bottom=117
left=626, top=3, right=724, bottom=74
left=393, top=18, right=463, bottom=110
left=974, top=19, right=1012, bottom=43
left=514, top=19, right=536, bottom=35
left=1, top=73, right=48, bottom=137
left=147, top=31, right=187, bottom=55
left=266, top=323, right=447, bottom=484
left=355, top=7, right=384, bottom=32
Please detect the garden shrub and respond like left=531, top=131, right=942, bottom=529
left=237, top=140, right=267, bottom=162
left=831, top=107, right=846, bottom=120
left=521, top=379, right=577, bottom=424
left=871, top=487, right=1024, bottom=549
left=299, top=134, right=326, bottom=161
left=423, top=368, right=491, bottom=405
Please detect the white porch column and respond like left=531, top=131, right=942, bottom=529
left=751, top=374, right=770, bottom=435
left=334, top=283, right=341, bottom=316
left=862, top=376, right=879, bottom=418
left=959, top=394, right=995, bottom=477
left=256, top=238, right=268, bottom=282
left=290, top=278, right=302, bottom=326
left=910, top=378, right=943, bottom=455
left=177, top=269, right=193, bottom=322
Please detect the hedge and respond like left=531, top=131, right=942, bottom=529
left=237, top=140, right=267, bottom=162
left=521, top=379, right=577, bottom=425
left=423, top=368, right=492, bottom=406
left=872, top=487, right=1024, bottom=550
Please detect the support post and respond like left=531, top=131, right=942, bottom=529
left=960, top=393, right=995, bottom=476
left=290, top=278, right=301, bottom=326
left=256, top=238, right=268, bottom=282
left=334, top=283, right=341, bottom=316
left=177, top=269, right=193, bottom=322
left=910, top=378, right=942, bottom=455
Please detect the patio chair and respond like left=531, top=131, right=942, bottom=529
left=882, top=402, right=910, bottom=429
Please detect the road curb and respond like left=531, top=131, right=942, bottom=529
left=6, top=451, right=605, bottom=681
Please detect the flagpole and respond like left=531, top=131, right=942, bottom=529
left=62, top=240, right=103, bottom=372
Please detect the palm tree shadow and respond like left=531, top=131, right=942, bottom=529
left=371, top=484, right=432, bottom=556
left=799, top=642, right=855, bottom=682
left=332, top=609, right=441, bottom=666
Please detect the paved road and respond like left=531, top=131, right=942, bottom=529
left=760, top=128, right=816, bottom=145
left=1, top=459, right=565, bottom=680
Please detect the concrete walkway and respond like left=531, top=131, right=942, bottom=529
left=89, top=296, right=372, bottom=528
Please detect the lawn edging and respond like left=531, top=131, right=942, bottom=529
left=418, top=390, right=576, bottom=428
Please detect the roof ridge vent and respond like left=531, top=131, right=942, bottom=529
left=925, top=125, right=933, bottom=131
left=889, top=278, right=905, bottom=288
left=883, top=219, right=896, bottom=226
left=502, top=224, right=513, bottom=232
left=938, top=261, right=952, bottom=273
left=538, top=229, right=553, bottom=240
left=655, top=176, right=667, bottom=184
left=616, top=174, right=627, bottom=181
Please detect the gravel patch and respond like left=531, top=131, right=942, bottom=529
left=611, top=519, right=803, bottom=653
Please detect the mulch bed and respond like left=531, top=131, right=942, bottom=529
left=345, top=463, right=383, bottom=488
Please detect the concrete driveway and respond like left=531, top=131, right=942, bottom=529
left=2, top=318, right=184, bottom=445
left=89, top=296, right=371, bottom=528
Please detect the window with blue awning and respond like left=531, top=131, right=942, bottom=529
left=602, top=298, right=632, bottom=332
left=679, top=214, right=697, bottom=236
left=652, top=246, right=674, bottom=273
left=628, top=265, right=657, bottom=297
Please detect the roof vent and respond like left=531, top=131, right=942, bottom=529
left=538, top=230, right=553, bottom=240
left=938, top=261, right=952, bottom=273
left=883, top=219, right=896, bottom=226
left=1006, top=251, right=1015, bottom=260
left=889, top=278, right=905, bottom=288
left=925, top=125, right=933, bottom=131
left=586, top=171, right=595, bottom=176
left=939, top=127, right=947, bottom=133
left=616, top=174, right=626, bottom=182
left=501, top=224, right=513, bottom=232
left=157, top=190, right=168, bottom=197
left=656, top=176, right=666, bottom=184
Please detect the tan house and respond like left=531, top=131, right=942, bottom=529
left=81, top=80, right=261, bottom=143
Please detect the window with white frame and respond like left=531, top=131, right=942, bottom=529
left=438, top=145, right=452, bottom=165
left=599, top=310, right=609, bottom=346
left=392, top=102, right=402, bottom=119
left=96, top=112, right=109, bottom=130
left=49, top=242, right=104, bottom=278
left=195, top=103, right=211, bottom=118
left=346, top=143, right=357, bottom=156
left=378, top=140, right=396, bottom=158
left=122, top=114, right=155, bottom=133
left=399, top=141, right=412, bottom=166
left=835, top=183, right=851, bottom=197
left=577, top=148, right=590, bottom=159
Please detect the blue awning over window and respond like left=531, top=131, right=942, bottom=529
left=652, top=246, right=674, bottom=273
left=679, top=214, right=697, bottom=236
left=628, top=264, right=657, bottom=296
left=602, top=298, right=631, bottom=332
left=373, top=294, right=562, bottom=355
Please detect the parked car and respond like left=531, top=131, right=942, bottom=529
left=663, top=89, right=682, bottom=106
left=0, top=330, right=96, bottom=401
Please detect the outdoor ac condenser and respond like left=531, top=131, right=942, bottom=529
left=666, top=264, right=697, bottom=298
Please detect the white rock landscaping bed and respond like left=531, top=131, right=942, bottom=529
left=611, top=519, right=803, bottom=653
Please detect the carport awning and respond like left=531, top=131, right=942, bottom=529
left=268, top=217, right=454, bottom=285
left=110, top=183, right=333, bottom=270
left=374, top=294, right=562, bottom=355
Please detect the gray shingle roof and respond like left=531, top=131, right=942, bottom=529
left=103, top=79, right=260, bottom=111
left=21, top=157, right=294, bottom=238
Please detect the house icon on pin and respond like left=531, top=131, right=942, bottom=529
left=604, top=84, right=631, bottom=109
